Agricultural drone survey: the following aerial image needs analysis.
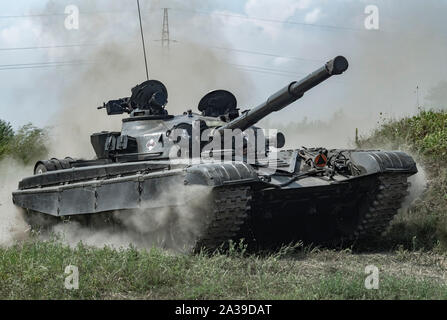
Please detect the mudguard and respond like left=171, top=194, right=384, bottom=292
left=348, top=150, right=417, bottom=174
left=185, top=162, right=258, bottom=186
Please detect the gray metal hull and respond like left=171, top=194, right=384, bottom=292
left=12, top=161, right=258, bottom=216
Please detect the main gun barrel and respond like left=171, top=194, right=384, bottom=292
left=218, top=56, right=349, bottom=133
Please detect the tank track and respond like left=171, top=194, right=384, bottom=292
left=194, top=186, right=252, bottom=252
left=349, top=173, right=410, bottom=241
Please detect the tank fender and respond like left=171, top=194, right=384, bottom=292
left=185, top=162, right=258, bottom=187
left=348, top=151, right=417, bottom=174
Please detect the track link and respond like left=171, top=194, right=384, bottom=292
left=350, top=173, right=410, bottom=240
left=194, top=186, right=251, bottom=251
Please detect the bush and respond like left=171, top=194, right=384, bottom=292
left=0, top=119, right=14, bottom=158
left=357, top=109, right=447, bottom=159
left=6, top=123, right=48, bottom=165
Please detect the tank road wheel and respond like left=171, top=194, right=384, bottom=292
left=34, top=163, right=47, bottom=175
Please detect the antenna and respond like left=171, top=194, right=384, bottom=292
left=137, top=0, right=149, bottom=80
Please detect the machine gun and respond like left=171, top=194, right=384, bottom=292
left=98, top=98, right=132, bottom=115
left=98, top=80, right=169, bottom=116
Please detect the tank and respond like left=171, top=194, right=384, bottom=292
left=12, top=56, right=417, bottom=251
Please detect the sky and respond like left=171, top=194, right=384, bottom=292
left=0, top=0, right=446, bottom=147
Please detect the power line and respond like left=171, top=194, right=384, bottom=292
left=232, top=65, right=343, bottom=83
left=0, top=64, right=91, bottom=71
left=0, top=65, right=90, bottom=71
left=0, top=55, right=310, bottom=78
left=227, top=63, right=307, bottom=77
left=0, top=41, right=314, bottom=63
left=0, top=59, right=291, bottom=75
left=0, top=13, right=65, bottom=19
left=0, top=10, right=134, bottom=19
left=0, top=44, right=97, bottom=51
left=170, top=8, right=363, bottom=32
left=0, top=41, right=137, bottom=51
left=161, top=40, right=325, bottom=63
left=0, top=40, right=324, bottom=65
left=0, top=57, right=344, bottom=84
left=0, top=60, right=95, bottom=71
left=0, top=60, right=90, bottom=67
left=206, top=45, right=324, bottom=63
left=1, top=7, right=364, bottom=32
left=233, top=66, right=302, bottom=78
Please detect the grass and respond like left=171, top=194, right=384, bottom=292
left=0, top=240, right=446, bottom=300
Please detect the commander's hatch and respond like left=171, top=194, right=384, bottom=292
left=198, top=90, right=239, bottom=122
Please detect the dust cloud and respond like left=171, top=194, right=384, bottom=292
left=43, top=184, right=212, bottom=252
left=0, top=159, right=30, bottom=246
left=404, top=164, right=428, bottom=208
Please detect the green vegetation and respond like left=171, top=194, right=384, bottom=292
left=0, top=240, right=446, bottom=300
left=357, top=109, right=447, bottom=252
left=357, top=110, right=447, bottom=159
left=0, top=119, right=14, bottom=158
left=0, top=120, right=48, bottom=165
